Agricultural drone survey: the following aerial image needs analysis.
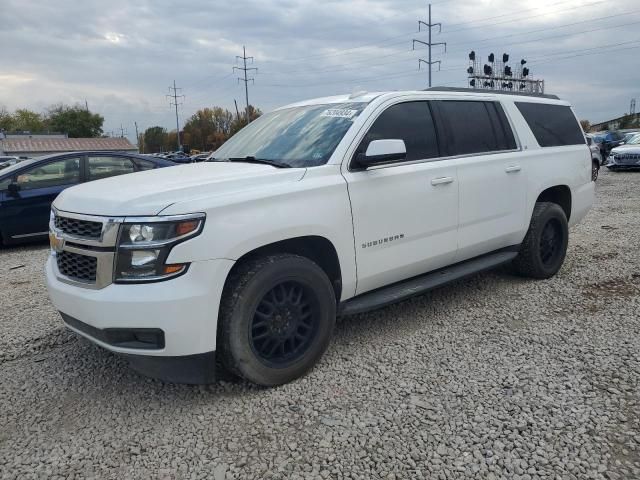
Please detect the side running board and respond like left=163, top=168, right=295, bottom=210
left=339, top=249, right=519, bottom=316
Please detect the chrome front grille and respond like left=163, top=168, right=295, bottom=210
left=54, top=216, right=103, bottom=239
left=50, top=208, right=124, bottom=290
left=56, top=251, right=98, bottom=283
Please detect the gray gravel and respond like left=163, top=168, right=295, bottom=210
left=1, top=169, right=639, bottom=480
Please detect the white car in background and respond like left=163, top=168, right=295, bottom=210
left=586, top=134, right=603, bottom=180
left=607, top=133, right=640, bottom=171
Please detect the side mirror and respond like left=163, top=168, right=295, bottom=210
left=7, top=183, right=20, bottom=197
left=355, top=139, right=407, bottom=169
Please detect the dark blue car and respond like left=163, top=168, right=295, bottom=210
left=0, top=151, right=175, bottom=245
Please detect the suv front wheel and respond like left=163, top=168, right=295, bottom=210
left=219, top=254, right=336, bottom=386
left=512, top=202, right=569, bottom=279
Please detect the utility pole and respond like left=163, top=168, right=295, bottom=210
left=234, top=99, right=241, bottom=121
left=166, top=80, right=184, bottom=151
left=134, top=121, right=141, bottom=153
left=631, top=98, right=637, bottom=115
left=234, top=46, right=257, bottom=124
left=413, top=3, right=446, bottom=88
left=118, top=124, right=128, bottom=138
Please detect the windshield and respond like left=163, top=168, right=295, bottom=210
left=211, top=102, right=368, bottom=167
left=0, top=159, right=37, bottom=177
left=626, top=134, right=640, bottom=145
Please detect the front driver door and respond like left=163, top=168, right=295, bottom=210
left=2, top=157, right=81, bottom=241
left=342, top=101, right=459, bottom=295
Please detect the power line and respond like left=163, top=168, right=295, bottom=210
left=443, top=0, right=607, bottom=34
left=234, top=46, right=258, bottom=124
left=262, top=7, right=634, bottom=80
left=257, top=0, right=605, bottom=68
left=413, top=3, right=446, bottom=88
left=444, top=10, right=640, bottom=52
left=166, top=80, right=184, bottom=151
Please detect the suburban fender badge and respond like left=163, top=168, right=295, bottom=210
left=362, top=234, right=405, bottom=249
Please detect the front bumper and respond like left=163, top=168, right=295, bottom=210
left=46, top=256, right=235, bottom=359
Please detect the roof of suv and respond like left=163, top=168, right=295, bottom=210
left=278, top=88, right=565, bottom=110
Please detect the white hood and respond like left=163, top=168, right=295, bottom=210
left=611, top=144, right=640, bottom=155
left=53, top=162, right=306, bottom=216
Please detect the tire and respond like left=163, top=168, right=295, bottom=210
left=511, top=202, right=569, bottom=279
left=592, top=160, right=599, bottom=181
left=218, top=254, right=336, bottom=386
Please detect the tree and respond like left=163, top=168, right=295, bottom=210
left=0, top=106, right=13, bottom=131
left=579, top=119, right=591, bottom=132
left=230, top=105, right=262, bottom=136
left=618, top=113, right=638, bottom=129
left=12, top=109, right=46, bottom=132
left=183, top=107, right=235, bottom=151
left=143, top=126, right=168, bottom=153
left=47, top=104, right=104, bottom=137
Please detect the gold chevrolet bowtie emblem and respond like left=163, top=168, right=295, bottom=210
left=49, top=231, right=65, bottom=253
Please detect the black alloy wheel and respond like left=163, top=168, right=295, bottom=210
left=219, top=254, right=336, bottom=386
left=512, top=202, right=569, bottom=279
left=250, top=281, right=320, bottom=367
left=539, top=218, right=563, bottom=268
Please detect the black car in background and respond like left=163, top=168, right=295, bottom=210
left=0, top=151, right=175, bottom=245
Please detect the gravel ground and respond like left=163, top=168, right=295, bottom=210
left=1, top=170, right=639, bottom=480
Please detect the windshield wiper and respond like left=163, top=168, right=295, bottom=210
left=226, top=156, right=292, bottom=168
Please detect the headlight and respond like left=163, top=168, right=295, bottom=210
left=114, top=214, right=205, bottom=283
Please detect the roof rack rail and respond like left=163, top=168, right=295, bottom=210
left=425, top=86, right=560, bottom=100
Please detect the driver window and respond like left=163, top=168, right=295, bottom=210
left=354, top=101, right=440, bottom=165
left=16, top=158, right=80, bottom=190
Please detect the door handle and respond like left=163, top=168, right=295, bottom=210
left=505, top=165, right=521, bottom=173
left=431, top=176, right=454, bottom=186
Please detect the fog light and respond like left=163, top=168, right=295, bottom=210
left=131, top=250, right=159, bottom=267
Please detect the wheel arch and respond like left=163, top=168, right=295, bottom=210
left=224, top=235, right=343, bottom=303
left=535, top=185, right=572, bottom=221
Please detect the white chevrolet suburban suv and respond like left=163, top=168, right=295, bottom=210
left=46, top=88, right=594, bottom=386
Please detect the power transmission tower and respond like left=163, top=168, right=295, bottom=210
left=413, top=3, right=446, bottom=88
left=166, top=80, right=185, bottom=151
left=234, top=46, right=257, bottom=124
left=631, top=98, right=636, bottom=115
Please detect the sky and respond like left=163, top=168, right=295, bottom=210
left=1, top=0, right=638, bottom=142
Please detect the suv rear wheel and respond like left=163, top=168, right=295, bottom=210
left=219, top=254, right=336, bottom=386
left=512, top=202, right=569, bottom=279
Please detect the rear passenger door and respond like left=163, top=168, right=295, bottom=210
left=343, top=101, right=459, bottom=295
left=431, top=100, right=526, bottom=261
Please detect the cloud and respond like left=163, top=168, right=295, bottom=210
left=0, top=0, right=637, bottom=139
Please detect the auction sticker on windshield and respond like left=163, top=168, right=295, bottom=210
left=320, top=109, right=358, bottom=120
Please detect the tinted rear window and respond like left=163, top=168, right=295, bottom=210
left=515, top=102, right=584, bottom=147
left=434, top=100, right=516, bottom=156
